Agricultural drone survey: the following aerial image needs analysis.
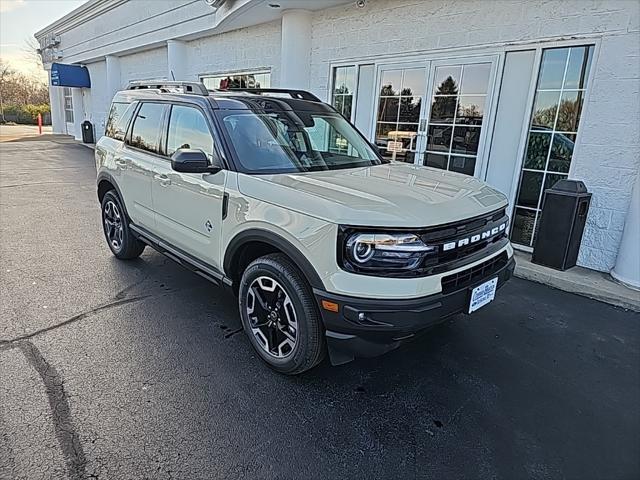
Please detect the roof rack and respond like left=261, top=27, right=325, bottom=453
left=214, top=88, right=321, bottom=102
left=126, top=81, right=209, bottom=96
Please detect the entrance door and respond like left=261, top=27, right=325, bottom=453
left=373, top=63, right=428, bottom=164
left=372, top=57, right=498, bottom=177
left=418, top=57, right=498, bottom=177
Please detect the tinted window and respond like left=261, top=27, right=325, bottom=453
left=220, top=110, right=383, bottom=174
left=129, top=103, right=165, bottom=154
left=105, top=102, right=134, bottom=141
left=166, top=105, right=214, bottom=160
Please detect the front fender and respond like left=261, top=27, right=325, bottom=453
left=224, top=227, right=327, bottom=290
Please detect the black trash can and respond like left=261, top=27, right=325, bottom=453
left=532, top=179, right=591, bottom=271
left=81, top=120, right=94, bottom=143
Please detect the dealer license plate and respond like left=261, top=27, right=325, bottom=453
left=468, top=277, right=498, bottom=313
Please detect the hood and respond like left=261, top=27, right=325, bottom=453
left=237, top=162, right=508, bottom=227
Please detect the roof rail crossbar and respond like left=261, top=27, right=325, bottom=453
left=127, top=81, right=209, bottom=96
left=215, top=88, right=321, bottom=102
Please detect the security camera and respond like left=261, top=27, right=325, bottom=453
left=356, top=0, right=366, bottom=7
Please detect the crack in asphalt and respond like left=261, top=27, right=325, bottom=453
left=0, top=295, right=149, bottom=346
left=17, top=340, right=87, bottom=480
left=114, top=275, right=149, bottom=300
left=0, top=284, right=151, bottom=478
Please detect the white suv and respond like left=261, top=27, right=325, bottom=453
left=96, top=81, right=515, bottom=374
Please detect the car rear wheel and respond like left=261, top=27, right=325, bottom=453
left=101, top=190, right=145, bottom=260
left=238, top=253, right=325, bottom=374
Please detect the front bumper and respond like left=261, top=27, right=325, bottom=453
left=314, top=253, right=515, bottom=365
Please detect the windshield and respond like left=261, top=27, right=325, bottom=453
left=219, top=110, right=386, bottom=174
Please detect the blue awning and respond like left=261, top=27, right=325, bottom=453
left=50, top=63, right=91, bottom=88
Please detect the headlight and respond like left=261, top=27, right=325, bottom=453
left=344, top=232, right=435, bottom=272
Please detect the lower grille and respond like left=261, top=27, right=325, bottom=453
left=441, top=252, right=508, bottom=294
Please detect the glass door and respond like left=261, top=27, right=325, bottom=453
left=418, top=57, right=498, bottom=177
left=373, top=63, right=428, bottom=163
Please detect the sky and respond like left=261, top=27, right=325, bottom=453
left=0, top=0, right=85, bottom=81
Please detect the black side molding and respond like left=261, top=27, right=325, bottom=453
left=130, top=224, right=233, bottom=288
left=97, top=172, right=134, bottom=221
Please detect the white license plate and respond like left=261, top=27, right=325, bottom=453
left=468, top=277, right=498, bottom=313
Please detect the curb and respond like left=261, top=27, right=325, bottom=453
left=513, top=251, right=640, bottom=312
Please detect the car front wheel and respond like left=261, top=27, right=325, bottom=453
left=238, top=253, right=325, bottom=374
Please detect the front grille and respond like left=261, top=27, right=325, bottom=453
left=441, top=252, right=508, bottom=294
left=418, top=208, right=508, bottom=275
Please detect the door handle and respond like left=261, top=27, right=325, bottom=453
left=154, top=173, right=171, bottom=187
left=115, top=159, right=127, bottom=168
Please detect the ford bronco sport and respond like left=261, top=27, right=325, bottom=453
left=96, top=81, right=515, bottom=374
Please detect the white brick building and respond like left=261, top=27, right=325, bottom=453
left=35, top=0, right=640, bottom=279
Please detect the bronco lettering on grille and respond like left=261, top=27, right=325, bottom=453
left=442, top=222, right=507, bottom=252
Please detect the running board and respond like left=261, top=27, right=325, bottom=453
left=129, top=224, right=233, bottom=288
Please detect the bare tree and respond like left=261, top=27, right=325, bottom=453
left=22, top=37, right=45, bottom=72
left=0, top=59, right=16, bottom=122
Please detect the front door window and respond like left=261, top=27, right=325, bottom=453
left=422, top=63, right=492, bottom=176
left=374, top=67, right=426, bottom=163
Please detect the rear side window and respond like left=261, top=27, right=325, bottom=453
left=105, top=102, right=134, bottom=141
left=166, top=105, right=214, bottom=160
left=129, top=103, right=165, bottom=154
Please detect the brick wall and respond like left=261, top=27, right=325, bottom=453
left=184, top=20, right=281, bottom=84
left=119, top=47, right=169, bottom=84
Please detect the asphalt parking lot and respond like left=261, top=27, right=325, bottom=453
left=1, top=139, right=639, bottom=480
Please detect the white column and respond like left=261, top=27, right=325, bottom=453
left=167, top=40, right=188, bottom=81
left=46, top=69, right=65, bottom=134
left=71, top=88, right=84, bottom=140
left=280, top=9, right=312, bottom=89
left=611, top=172, right=640, bottom=288
left=105, top=55, right=122, bottom=95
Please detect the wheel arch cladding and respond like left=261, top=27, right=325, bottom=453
left=224, top=229, right=325, bottom=290
left=97, top=173, right=130, bottom=218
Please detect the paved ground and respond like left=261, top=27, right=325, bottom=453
left=0, top=125, right=54, bottom=142
left=1, top=140, right=639, bottom=480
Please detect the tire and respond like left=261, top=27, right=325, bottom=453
left=238, top=253, right=326, bottom=374
left=101, top=190, right=145, bottom=260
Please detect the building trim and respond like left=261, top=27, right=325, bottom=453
left=35, top=0, right=128, bottom=37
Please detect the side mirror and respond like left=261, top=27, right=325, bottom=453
left=171, top=149, right=220, bottom=174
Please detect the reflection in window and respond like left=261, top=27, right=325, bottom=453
left=511, top=45, right=594, bottom=248
left=375, top=68, right=425, bottom=163
left=105, top=102, right=134, bottom=141
left=332, top=66, right=356, bottom=120
left=330, top=66, right=358, bottom=154
left=129, top=103, right=165, bottom=154
left=201, top=71, right=271, bottom=90
left=423, top=63, right=491, bottom=176
left=167, top=105, right=214, bottom=160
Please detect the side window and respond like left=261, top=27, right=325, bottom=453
left=166, top=105, right=214, bottom=160
left=105, top=102, right=134, bottom=141
left=129, top=103, right=165, bottom=154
